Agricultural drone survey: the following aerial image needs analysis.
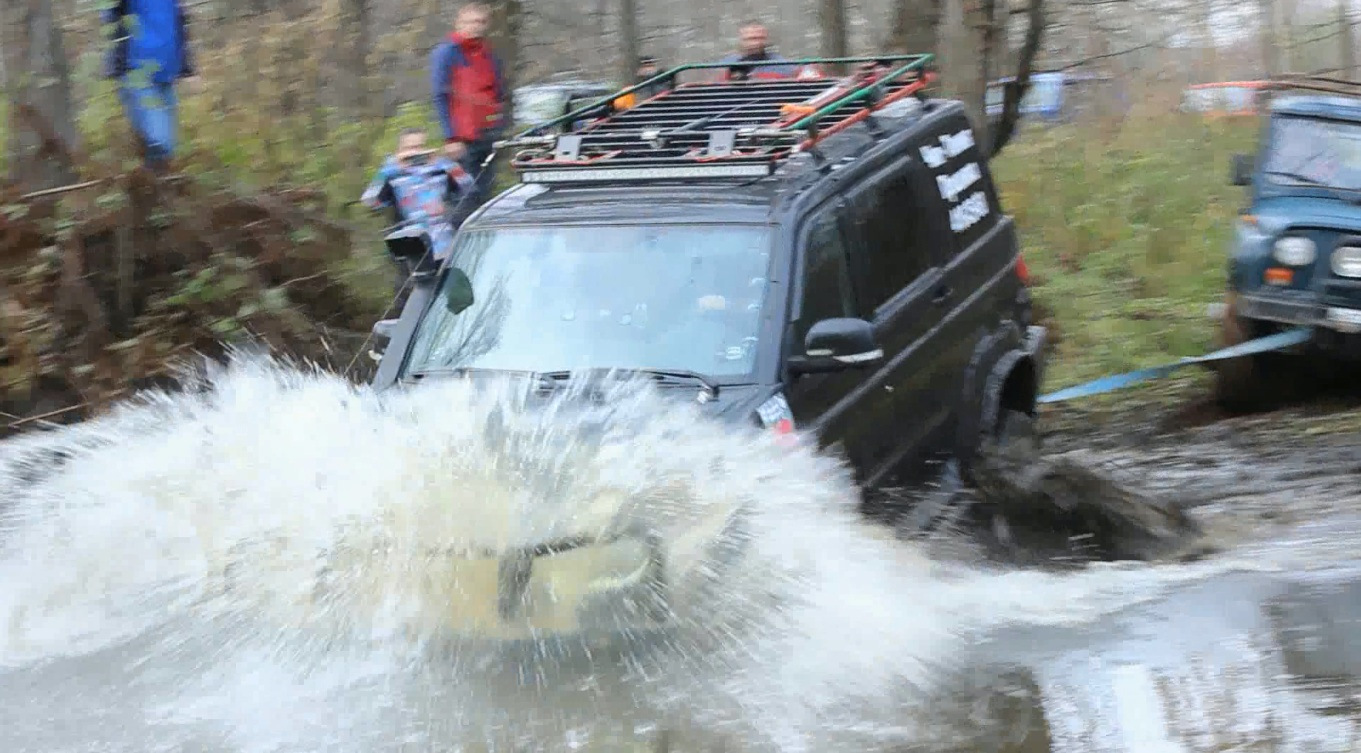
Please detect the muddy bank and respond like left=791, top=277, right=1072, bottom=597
left=0, top=168, right=381, bottom=435
left=1020, top=376, right=1361, bottom=557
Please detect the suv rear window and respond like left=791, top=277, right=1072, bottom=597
left=403, top=224, right=773, bottom=380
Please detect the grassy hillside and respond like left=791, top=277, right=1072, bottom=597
left=991, top=115, right=1260, bottom=398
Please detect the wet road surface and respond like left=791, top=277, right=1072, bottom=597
left=926, top=402, right=1361, bottom=753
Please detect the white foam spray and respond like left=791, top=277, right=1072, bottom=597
left=0, top=355, right=1267, bottom=753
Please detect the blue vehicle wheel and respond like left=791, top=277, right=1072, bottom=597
left=1213, top=292, right=1283, bottom=411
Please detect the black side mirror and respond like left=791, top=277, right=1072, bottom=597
left=788, top=317, right=883, bottom=375
left=1231, top=153, right=1253, bottom=186
left=372, top=319, right=398, bottom=342
left=383, top=225, right=437, bottom=277
left=368, top=318, right=399, bottom=363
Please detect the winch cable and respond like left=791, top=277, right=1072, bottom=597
left=1036, top=326, right=1312, bottom=404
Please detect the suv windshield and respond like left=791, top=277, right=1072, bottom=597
left=402, top=224, right=772, bottom=380
left=1263, top=116, right=1361, bottom=192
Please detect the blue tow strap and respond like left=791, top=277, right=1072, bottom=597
left=1036, top=326, right=1313, bottom=404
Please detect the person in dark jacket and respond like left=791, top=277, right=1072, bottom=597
left=102, top=0, right=197, bottom=173
left=718, top=21, right=816, bottom=81
left=430, top=2, right=507, bottom=211
left=613, top=56, right=671, bottom=110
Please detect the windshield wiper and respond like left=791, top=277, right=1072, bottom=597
left=633, top=368, right=720, bottom=395
left=406, top=367, right=550, bottom=384
left=1265, top=170, right=1361, bottom=193
left=408, top=366, right=486, bottom=379
left=536, top=368, right=719, bottom=395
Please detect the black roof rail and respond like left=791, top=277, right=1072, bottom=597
left=492, top=54, right=938, bottom=185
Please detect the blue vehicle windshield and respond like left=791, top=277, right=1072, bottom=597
left=402, top=224, right=773, bottom=380
left=1263, top=116, right=1361, bottom=193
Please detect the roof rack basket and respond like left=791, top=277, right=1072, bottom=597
left=493, top=54, right=937, bottom=184
left=1266, top=73, right=1361, bottom=97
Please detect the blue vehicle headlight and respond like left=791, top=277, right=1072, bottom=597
left=1332, top=246, right=1361, bottom=278
left=1272, top=236, right=1316, bottom=266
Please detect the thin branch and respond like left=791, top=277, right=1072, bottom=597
left=19, top=179, right=107, bottom=202
left=1049, top=32, right=1179, bottom=73
left=3, top=402, right=87, bottom=431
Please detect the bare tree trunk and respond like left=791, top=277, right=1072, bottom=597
left=619, top=0, right=641, bottom=86
left=941, top=0, right=992, bottom=149
left=991, top=0, right=1044, bottom=156
left=488, top=0, right=522, bottom=121
left=980, top=0, right=999, bottom=85
left=1260, top=0, right=1278, bottom=76
left=2, top=0, right=78, bottom=193
left=1199, top=0, right=1217, bottom=82
left=426, top=0, right=446, bottom=51
left=886, top=0, right=942, bottom=56
left=339, top=0, right=373, bottom=120
left=819, top=0, right=849, bottom=74
left=1341, top=0, right=1356, bottom=76
left=1281, top=0, right=1297, bottom=71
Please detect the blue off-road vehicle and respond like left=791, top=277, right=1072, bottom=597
left=1217, top=75, right=1361, bottom=408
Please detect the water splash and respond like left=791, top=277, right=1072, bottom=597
left=0, top=355, right=1269, bottom=752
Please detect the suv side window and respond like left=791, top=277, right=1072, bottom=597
left=795, top=210, right=855, bottom=349
left=846, top=161, right=942, bottom=314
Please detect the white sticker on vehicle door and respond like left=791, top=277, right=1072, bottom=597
left=917, top=125, right=994, bottom=236
left=918, top=128, right=976, bottom=168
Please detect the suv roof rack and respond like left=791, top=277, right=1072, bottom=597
left=1266, top=73, right=1361, bottom=97
left=493, top=54, right=937, bottom=185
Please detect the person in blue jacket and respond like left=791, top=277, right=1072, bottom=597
left=102, top=0, right=197, bottom=173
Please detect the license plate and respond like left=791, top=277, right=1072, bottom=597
left=1325, top=307, right=1361, bottom=332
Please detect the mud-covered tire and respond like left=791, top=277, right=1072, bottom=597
left=1213, top=301, right=1274, bottom=412
left=994, top=409, right=1042, bottom=464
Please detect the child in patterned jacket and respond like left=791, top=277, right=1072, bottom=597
left=362, top=128, right=476, bottom=271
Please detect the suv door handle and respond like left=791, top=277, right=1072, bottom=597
left=931, top=285, right=953, bottom=305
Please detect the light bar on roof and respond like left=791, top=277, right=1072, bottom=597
left=519, top=163, right=775, bottom=183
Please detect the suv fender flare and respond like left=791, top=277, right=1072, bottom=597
left=954, top=321, right=1036, bottom=463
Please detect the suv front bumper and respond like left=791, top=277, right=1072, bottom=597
left=1230, top=291, right=1361, bottom=359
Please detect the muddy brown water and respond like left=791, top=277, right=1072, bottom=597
left=925, top=404, right=1361, bottom=753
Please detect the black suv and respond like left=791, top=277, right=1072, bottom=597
left=371, top=55, right=1047, bottom=492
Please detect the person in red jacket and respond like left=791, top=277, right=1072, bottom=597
left=430, top=2, right=507, bottom=210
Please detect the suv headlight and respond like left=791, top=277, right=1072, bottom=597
left=1332, top=247, right=1361, bottom=278
left=1273, top=236, right=1316, bottom=266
